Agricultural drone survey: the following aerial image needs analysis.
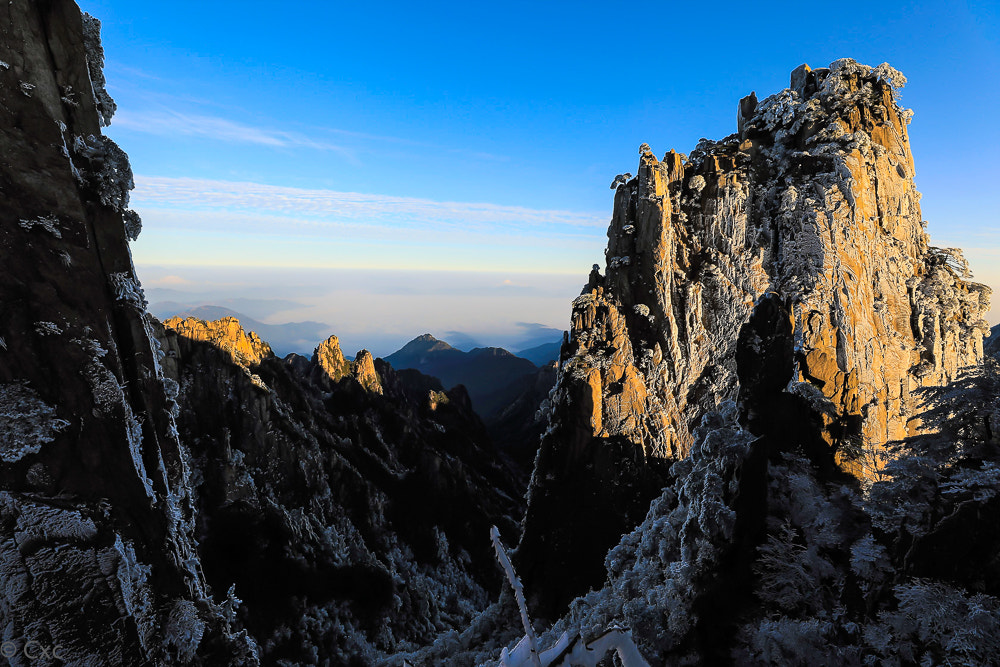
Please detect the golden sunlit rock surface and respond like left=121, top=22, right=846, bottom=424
left=518, top=59, right=992, bottom=615
left=314, top=334, right=350, bottom=381
left=312, top=335, right=383, bottom=393
left=164, top=316, right=274, bottom=368
left=350, top=349, right=383, bottom=394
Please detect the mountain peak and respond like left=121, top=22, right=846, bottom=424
left=313, top=334, right=349, bottom=381
left=408, top=333, right=455, bottom=350
left=517, top=58, right=992, bottom=616
left=164, top=315, right=274, bottom=368
left=352, top=349, right=383, bottom=394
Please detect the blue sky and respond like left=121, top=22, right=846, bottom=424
left=78, top=0, right=1000, bottom=352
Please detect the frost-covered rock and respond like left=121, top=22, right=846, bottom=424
left=517, top=58, right=991, bottom=614
left=0, top=382, right=68, bottom=462
left=81, top=13, right=117, bottom=125
left=0, top=2, right=258, bottom=663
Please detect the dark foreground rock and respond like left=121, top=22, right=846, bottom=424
left=0, top=2, right=256, bottom=663
left=0, top=5, right=524, bottom=665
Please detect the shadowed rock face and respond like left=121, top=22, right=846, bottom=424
left=0, top=2, right=257, bottom=664
left=517, top=59, right=991, bottom=617
left=0, top=5, right=525, bottom=664
left=157, top=317, right=524, bottom=664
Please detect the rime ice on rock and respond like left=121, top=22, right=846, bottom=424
left=0, top=382, right=69, bottom=462
left=81, top=13, right=117, bottom=125
left=0, top=2, right=260, bottom=663
left=518, top=57, right=992, bottom=616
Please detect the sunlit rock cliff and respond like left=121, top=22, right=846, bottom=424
left=517, top=59, right=991, bottom=617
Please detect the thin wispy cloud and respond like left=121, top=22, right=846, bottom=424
left=114, top=109, right=355, bottom=157
left=132, top=176, right=608, bottom=235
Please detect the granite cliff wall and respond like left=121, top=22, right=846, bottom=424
left=0, top=5, right=525, bottom=664
left=0, top=2, right=257, bottom=663
left=517, top=59, right=991, bottom=616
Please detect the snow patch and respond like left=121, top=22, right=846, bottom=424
left=18, top=215, right=62, bottom=238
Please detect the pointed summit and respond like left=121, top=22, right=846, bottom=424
left=385, top=334, right=464, bottom=371
left=351, top=350, right=383, bottom=394
left=313, top=335, right=350, bottom=382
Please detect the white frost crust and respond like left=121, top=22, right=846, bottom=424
left=0, top=382, right=69, bottom=462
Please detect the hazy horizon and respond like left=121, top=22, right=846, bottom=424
left=81, top=0, right=1000, bottom=338
left=138, top=264, right=580, bottom=358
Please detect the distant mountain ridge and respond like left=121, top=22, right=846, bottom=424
left=385, top=334, right=542, bottom=418
left=385, top=334, right=559, bottom=477
left=516, top=340, right=561, bottom=366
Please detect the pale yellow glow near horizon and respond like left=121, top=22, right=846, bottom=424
left=131, top=229, right=601, bottom=276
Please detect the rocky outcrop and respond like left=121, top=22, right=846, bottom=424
left=0, top=3, right=255, bottom=664
left=314, top=334, right=350, bottom=381
left=164, top=316, right=273, bottom=367
left=350, top=348, right=383, bottom=394
left=517, top=59, right=991, bottom=616
left=157, top=317, right=524, bottom=664
left=312, top=334, right=384, bottom=392
left=0, top=4, right=527, bottom=664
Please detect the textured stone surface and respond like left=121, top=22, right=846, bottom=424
left=0, top=4, right=531, bottom=661
left=314, top=334, right=350, bottom=381
left=164, top=316, right=273, bottom=368
left=517, top=58, right=991, bottom=616
left=351, top=348, right=384, bottom=394
left=0, top=2, right=256, bottom=663
left=157, top=317, right=524, bottom=664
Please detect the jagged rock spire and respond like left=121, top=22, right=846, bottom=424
left=517, top=58, right=991, bottom=617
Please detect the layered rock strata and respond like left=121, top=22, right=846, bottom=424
left=517, top=59, right=991, bottom=616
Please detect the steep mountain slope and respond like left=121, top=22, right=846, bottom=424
left=0, top=3, right=255, bottom=663
left=484, top=361, right=560, bottom=471
left=7, top=6, right=998, bottom=664
left=516, top=59, right=991, bottom=618
left=398, top=60, right=998, bottom=667
left=156, top=317, right=524, bottom=664
left=0, top=5, right=526, bottom=665
left=387, top=335, right=559, bottom=472
left=385, top=334, right=466, bottom=370
left=516, top=340, right=562, bottom=367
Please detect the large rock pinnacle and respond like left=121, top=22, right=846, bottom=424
left=517, top=58, right=991, bottom=617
